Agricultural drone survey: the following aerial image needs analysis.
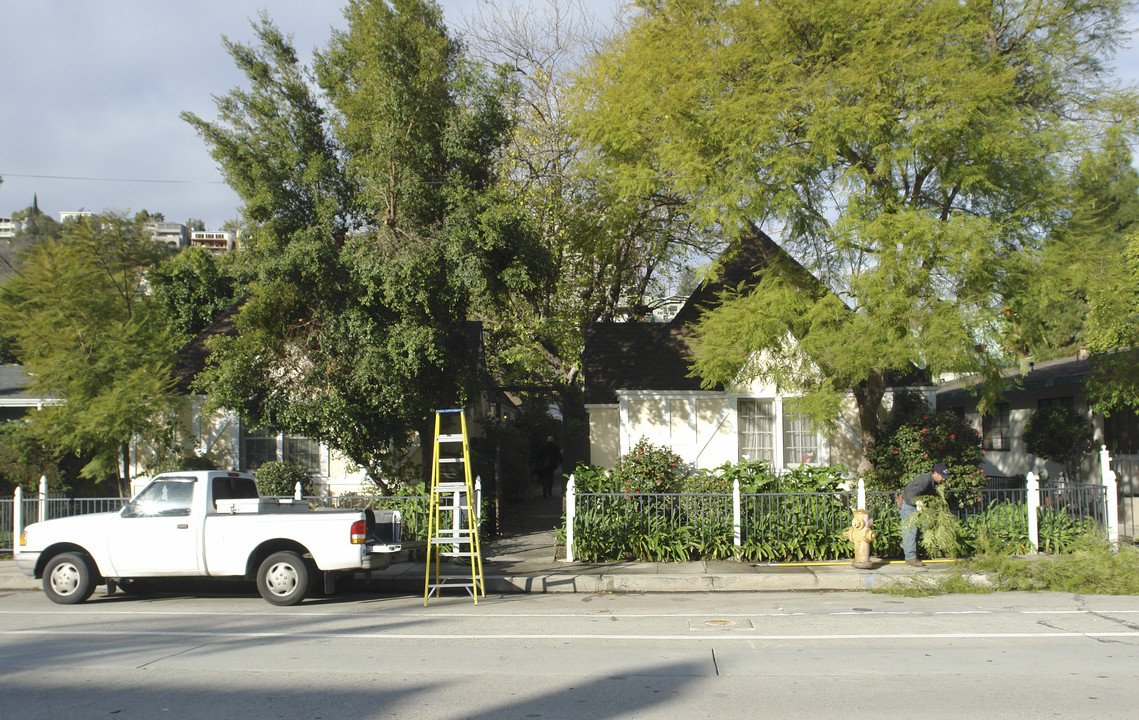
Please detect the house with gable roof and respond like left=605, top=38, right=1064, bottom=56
left=582, top=225, right=934, bottom=474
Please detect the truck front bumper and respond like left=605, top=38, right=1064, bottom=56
left=14, top=551, right=39, bottom=578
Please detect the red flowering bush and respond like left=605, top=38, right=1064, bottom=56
left=866, top=411, right=985, bottom=492
left=612, top=437, right=686, bottom=493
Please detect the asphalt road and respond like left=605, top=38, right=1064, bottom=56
left=1, top=587, right=1138, bottom=719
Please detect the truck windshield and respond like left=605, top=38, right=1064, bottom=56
left=122, top=477, right=195, bottom=518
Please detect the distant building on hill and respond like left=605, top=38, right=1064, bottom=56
left=190, top=230, right=236, bottom=254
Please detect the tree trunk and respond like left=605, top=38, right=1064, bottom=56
left=118, top=442, right=131, bottom=498
left=852, top=370, right=887, bottom=476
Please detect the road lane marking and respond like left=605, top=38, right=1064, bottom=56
left=2, top=629, right=1138, bottom=642
left=1, top=608, right=1137, bottom=622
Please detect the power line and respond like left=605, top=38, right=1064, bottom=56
left=1, top=173, right=226, bottom=185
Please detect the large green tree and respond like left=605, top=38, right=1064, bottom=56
left=576, top=0, right=1135, bottom=469
left=0, top=213, right=180, bottom=495
left=183, top=0, right=541, bottom=489
left=1, top=199, right=62, bottom=284
left=462, top=0, right=711, bottom=464
left=1006, top=128, right=1139, bottom=360
left=148, top=246, right=244, bottom=341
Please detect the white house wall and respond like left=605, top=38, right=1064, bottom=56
left=945, top=392, right=1103, bottom=483
left=589, top=386, right=925, bottom=476
left=607, top=389, right=835, bottom=473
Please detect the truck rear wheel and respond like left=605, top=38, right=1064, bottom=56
left=43, top=552, right=97, bottom=605
left=256, top=551, right=310, bottom=606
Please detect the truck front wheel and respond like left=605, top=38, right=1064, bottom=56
left=256, top=551, right=310, bottom=606
left=43, top=552, right=97, bottom=605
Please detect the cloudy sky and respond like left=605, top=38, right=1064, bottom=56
left=2, top=1, right=1138, bottom=231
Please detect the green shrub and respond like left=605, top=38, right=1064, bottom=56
left=867, top=410, right=986, bottom=492
left=611, top=437, right=686, bottom=493
left=780, top=464, right=849, bottom=492
left=702, top=459, right=776, bottom=493
left=148, top=453, right=218, bottom=476
left=254, top=461, right=312, bottom=497
left=571, top=463, right=622, bottom=492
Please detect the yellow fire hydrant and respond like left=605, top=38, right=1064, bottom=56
left=842, top=508, right=876, bottom=569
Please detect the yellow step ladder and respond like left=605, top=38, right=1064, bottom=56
left=424, top=408, right=485, bottom=604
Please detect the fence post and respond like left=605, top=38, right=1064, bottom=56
left=38, top=475, right=47, bottom=523
left=564, top=474, right=575, bottom=563
left=294, top=481, right=303, bottom=501
left=13, top=487, right=22, bottom=552
left=857, top=477, right=866, bottom=511
left=1026, top=471, right=1040, bottom=554
left=732, top=478, right=742, bottom=553
left=1100, top=445, right=1120, bottom=547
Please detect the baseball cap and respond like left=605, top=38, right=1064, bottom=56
left=932, top=463, right=950, bottom=479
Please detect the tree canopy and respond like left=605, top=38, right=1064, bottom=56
left=459, top=0, right=712, bottom=463
left=0, top=213, right=180, bottom=494
left=575, top=0, right=1136, bottom=467
left=1006, top=128, right=1139, bottom=360
left=148, top=246, right=244, bottom=342
left=183, top=0, right=542, bottom=488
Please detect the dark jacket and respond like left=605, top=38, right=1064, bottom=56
left=902, top=472, right=937, bottom=506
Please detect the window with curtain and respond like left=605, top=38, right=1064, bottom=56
left=738, top=399, right=774, bottom=462
left=782, top=407, right=818, bottom=464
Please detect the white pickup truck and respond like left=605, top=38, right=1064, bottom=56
left=15, top=470, right=402, bottom=606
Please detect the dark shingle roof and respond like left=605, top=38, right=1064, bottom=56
left=172, top=304, right=241, bottom=394
left=582, top=324, right=712, bottom=405
left=672, top=222, right=826, bottom=326
left=937, top=354, right=1090, bottom=400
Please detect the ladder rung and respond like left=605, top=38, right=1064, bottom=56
left=437, top=457, right=465, bottom=464
left=434, top=482, right=468, bottom=492
left=436, top=434, right=465, bottom=443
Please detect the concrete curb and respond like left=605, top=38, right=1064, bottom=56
left=0, top=558, right=936, bottom=596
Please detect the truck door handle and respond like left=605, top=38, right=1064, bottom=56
left=177, top=524, right=189, bottom=529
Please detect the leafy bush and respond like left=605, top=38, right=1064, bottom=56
left=147, top=453, right=218, bottom=476
left=570, top=463, right=622, bottom=492
left=611, top=437, right=686, bottom=493
left=867, top=410, right=986, bottom=492
left=254, top=461, right=312, bottom=497
left=1022, top=406, right=1095, bottom=481
left=701, top=460, right=777, bottom=493
left=780, top=464, right=849, bottom=492
left=684, top=461, right=847, bottom=494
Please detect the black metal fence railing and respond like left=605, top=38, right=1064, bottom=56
left=567, top=482, right=1111, bottom=563
left=1, top=479, right=1118, bottom=560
